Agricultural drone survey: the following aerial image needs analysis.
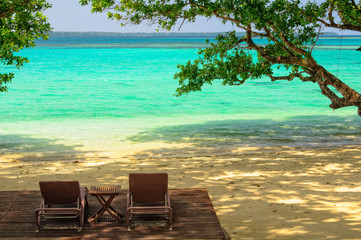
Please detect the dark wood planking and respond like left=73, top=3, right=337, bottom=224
left=0, top=188, right=230, bottom=239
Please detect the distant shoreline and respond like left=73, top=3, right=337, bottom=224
left=49, top=31, right=244, bottom=38
left=49, top=31, right=361, bottom=38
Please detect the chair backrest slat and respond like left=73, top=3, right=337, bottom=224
left=129, top=173, right=168, bottom=203
left=39, top=180, right=81, bottom=205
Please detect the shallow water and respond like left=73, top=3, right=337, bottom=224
left=1, top=36, right=361, bottom=157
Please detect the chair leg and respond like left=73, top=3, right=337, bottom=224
left=79, top=214, right=84, bottom=232
left=168, top=209, right=173, bottom=230
left=85, top=196, right=89, bottom=209
left=126, top=209, right=131, bottom=231
left=35, top=211, right=41, bottom=230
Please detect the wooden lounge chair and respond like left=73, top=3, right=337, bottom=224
left=126, top=173, right=173, bottom=230
left=35, top=180, right=88, bottom=231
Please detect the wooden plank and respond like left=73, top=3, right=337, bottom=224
left=0, top=188, right=230, bottom=239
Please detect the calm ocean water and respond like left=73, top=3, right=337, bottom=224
left=1, top=36, right=361, bottom=157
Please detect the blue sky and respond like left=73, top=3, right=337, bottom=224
left=44, top=0, right=237, bottom=32
left=44, top=0, right=353, bottom=34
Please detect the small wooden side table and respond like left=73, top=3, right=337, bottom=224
left=88, top=185, right=123, bottom=223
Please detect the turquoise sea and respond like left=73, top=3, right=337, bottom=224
left=1, top=36, right=361, bottom=159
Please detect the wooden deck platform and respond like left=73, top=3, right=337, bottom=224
left=0, top=188, right=230, bottom=239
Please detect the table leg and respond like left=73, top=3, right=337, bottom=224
left=88, top=195, right=122, bottom=223
left=99, top=195, right=124, bottom=218
left=88, top=196, right=111, bottom=223
left=98, top=196, right=122, bottom=222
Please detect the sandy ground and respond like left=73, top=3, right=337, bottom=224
left=1, top=145, right=361, bottom=239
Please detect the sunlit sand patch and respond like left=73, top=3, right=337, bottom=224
left=323, top=218, right=340, bottom=223
left=217, top=206, right=241, bottom=214
left=275, top=198, right=306, bottom=204
left=322, top=163, right=352, bottom=172
left=44, top=167, right=58, bottom=171
left=269, top=189, right=305, bottom=195
left=267, top=226, right=307, bottom=237
left=208, top=171, right=265, bottom=180
left=343, top=214, right=361, bottom=222
left=82, top=161, right=107, bottom=167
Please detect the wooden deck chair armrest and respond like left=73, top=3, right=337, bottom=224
left=35, top=208, right=82, bottom=216
left=80, top=200, right=85, bottom=211
left=127, top=192, right=131, bottom=208
left=79, top=197, right=86, bottom=210
left=166, top=191, right=171, bottom=207
left=39, top=198, right=44, bottom=208
left=80, top=186, right=88, bottom=206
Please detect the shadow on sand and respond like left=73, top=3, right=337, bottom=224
left=127, top=115, right=361, bottom=146
left=0, top=134, right=89, bottom=162
left=124, top=114, right=361, bottom=159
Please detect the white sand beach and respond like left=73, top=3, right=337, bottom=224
left=1, top=144, right=361, bottom=239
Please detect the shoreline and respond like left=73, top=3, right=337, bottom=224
left=1, top=143, right=360, bottom=163
left=2, top=145, right=361, bottom=239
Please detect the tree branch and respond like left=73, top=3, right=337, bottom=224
left=318, top=82, right=354, bottom=109
left=268, top=72, right=316, bottom=82
left=271, top=26, right=310, bottom=57
left=328, top=1, right=336, bottom=25
left=310, top=25, right=322, bottom=54
left=263, top=27, right=295, bottom=56
left=229, top=79, right=246, bottom=85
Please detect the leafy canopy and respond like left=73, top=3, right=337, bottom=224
left=81, top=0, right=361, bottom=115
left=0, top=0, right=51, bottom=92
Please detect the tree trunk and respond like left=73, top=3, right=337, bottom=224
left=314, top=64, right=361, bottom=116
